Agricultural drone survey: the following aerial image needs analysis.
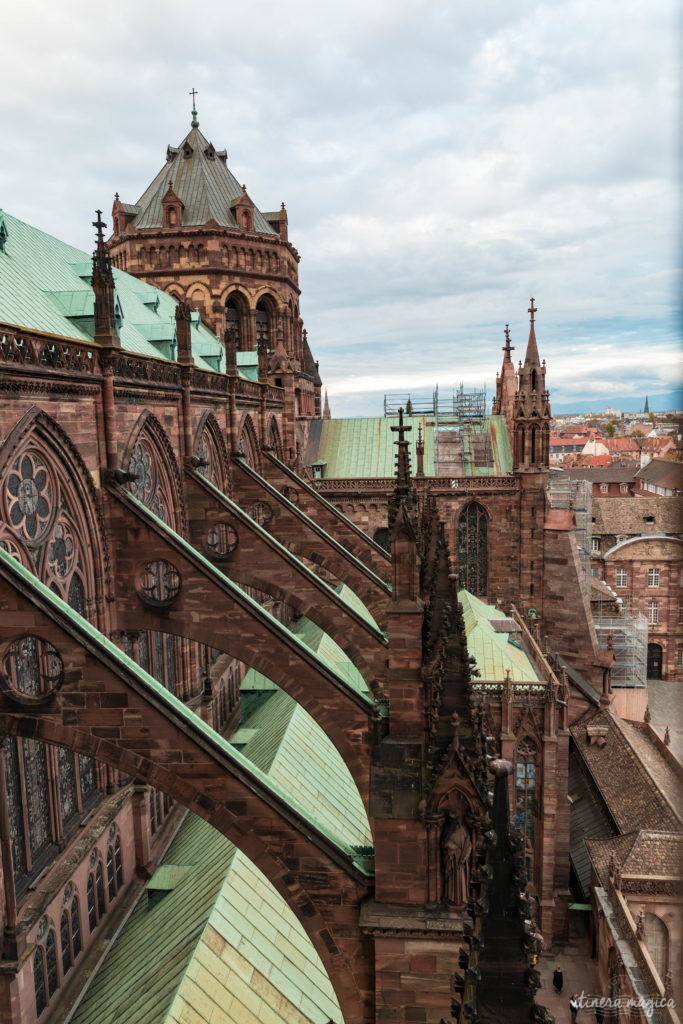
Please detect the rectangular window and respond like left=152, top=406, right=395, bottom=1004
left=679, top=604, right=683, bottom=625
left=678, top=644, right=683, bottom=668
left=620, top=483, right=629, bottom=493
left=590, top=568, right=599, bottom=577
left=648, top=601, right=659, bottom=625
left=648, top=568, right=660, bottom=588
left=591, top=537, right=601, bottom=553
left=600, top=484, right=608, bottom=493
left=616, top=568, right=628, bottom=588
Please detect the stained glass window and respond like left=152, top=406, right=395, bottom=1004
left=138, top=631, right=150, bottom=673
left=107, top=845, right=116, bottom=901
left=71, top=896, right=81, bottom=958
left=67, top=574, right=86, bottom=616
left=78, top=755, right=97, bottom=801
left=95, top=862, right=105, bottom=918
left=4, top=739, right=26, bottom=878
left=515, top=738, right=537, bottom=878
left=457, top=502, right=488, bottom=597
left=22, top=738, right=51, bottom=860
left=45, top=930, right=58, bottom=997
left=114, top=836, right=123, bottom=889
left=165, top=634, right=176, bottom=694
left=33, top=947, right=47, bottom=1016
left=58, top=747, right=78, bottom=826
left=87, top=875, right=96, bottom=932
left=60, top=910, right=72, bottom=975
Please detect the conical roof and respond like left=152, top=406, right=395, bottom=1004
left=523, top=298, right=540, bottom=366
left=130, top=122, right=277, bottom=234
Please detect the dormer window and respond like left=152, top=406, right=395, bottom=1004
left=204, top=144, right=216, bottom=160
left=183, top=142, right=193, bottom=158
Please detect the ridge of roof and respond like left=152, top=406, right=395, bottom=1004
left=130, top=124, right=277, bottom=235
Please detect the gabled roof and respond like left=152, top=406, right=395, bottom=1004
left=458, top=590, right=540, bottom=683
left=129, top=124, right=277, bottom=235
left=636, top=458, right=683, bottom=490
left=592, top=495, right=683, bottom=537
left=0, top=209, right=224, bottom=372
left=570, top=707, right=681, bottom=835
left=586, top=831, right=683, bottom=888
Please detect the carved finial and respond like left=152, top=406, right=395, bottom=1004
left=664, top=970, right=673, bottom=999
left=664, top=726, right=671, bottom=746
left=114, top=192, right=120, bottom=201
left=528, top=297, right=537, bottom=324
left=281, top=201, right=286, bottom=210
left=614, top=862, right=622, bottom=890
left=242, top=183, right=247, bottom=193
left=608, top=852, right=616, bottom=877
left=644, top=704, right=651, bottom=724
left=503, top=324, right=514, bottom=359
left=391, top=407, right=413, bottom=494
left=189, top=88, right=199, bottom=127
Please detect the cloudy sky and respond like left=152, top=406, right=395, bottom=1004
left=2, top=0, right=680, bottom=415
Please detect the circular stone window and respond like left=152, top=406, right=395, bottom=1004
left=138, top=561, right=181, bottom=606
left=248, top=501, right=273, bottom=528
left=205, top=522, right=238, bottom=560
left=0, top=636, right=63, bottom=704
left=281, top=486, right=298, bottom=505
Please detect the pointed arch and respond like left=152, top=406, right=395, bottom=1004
left=194, top=411, right=231, bottom=495
left=122, top=411, right=186, bottom=534
left=223, top=288, right=250, bottom=352
left=236, top=414, right=261, bottom=472
left=0, top=406, right=109, bottom=622
left=266, top=416, right=284, bottom=461
left=457, top=501, right=488, bottom=598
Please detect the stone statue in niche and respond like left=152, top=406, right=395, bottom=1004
left=441, top=812, right=472, bottom=905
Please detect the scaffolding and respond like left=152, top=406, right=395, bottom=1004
left=548, top=477, right=593, bottom=596
left=594, top=612, right=648, bottom=688
left=383, top=383, right=487, bottom=419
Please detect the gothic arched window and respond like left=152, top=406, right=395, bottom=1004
left=644, top=913, right=669, bottom=981
left=515, top=737, right=537, bottom=878
left=457, top=502, right=488, bottom=597
left=255, top=300, right=271, bottom=351
left=225, top=298, right=242, bottom=350
left=33, top=945, right=47, bottom=1016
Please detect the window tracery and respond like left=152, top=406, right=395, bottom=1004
left=457, top=502, right=488, bottom=597
left=515, top=737, right=537, bottom=878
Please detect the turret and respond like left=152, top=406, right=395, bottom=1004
left=512, top=299, right=551, bottom=470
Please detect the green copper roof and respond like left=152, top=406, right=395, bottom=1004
left=72, top=814, right=345, bottom=1024
left=334, top=582, right=380, bottom=631
left=234, top=686, right=372, bottom=850
left=0, top=545, right=370, bottom=861
left=307, top=414, right=513, bottom=478
left=458, top=590, right=539, bottom=682
left=309, top=416, right=435, bottom=477
left=292, top=615, right=372, bottom=699
left=130, top=125, right=277, bottom=235
left=0, top=209, right=224, bottom=372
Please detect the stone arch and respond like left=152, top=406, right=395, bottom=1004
left=223, top=288, right=250, bottom=352
left=122, top=411, right=186, bottom=534
left=236, top=413, right=261, bottom=471
left=0, top=577, right=372, bottom=1023
left=194, top=411, right=231, bottom=495
left=255, top=292, right=279, bottom=353
left=185, top=281, right=211, bottom=324
left=0, top=406, right=109, bottom=624
left=266, top=416, right=284, bottom=460
left=165, top=284, right=185, bottom=301
left=457, top=500, right=489, bottom=598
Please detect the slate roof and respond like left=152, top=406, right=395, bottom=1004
left=586, top=831, right=683, bottom=888
left=561, top=464, right=638, bottom=483
left=592, top=496, right=683, bottom=537
left=636, top=459, right=683, bottom=491
left=129, top=124, right=276, bottom=235
left=0, top=209, right=224, bottom=371
left=568, top=750, right=619, bottom=899
left=458, top=591, right=540, bottom=683
left=304, top=415, right=513, bottom=479
left=569, top=708, right=681, bottom=835
left=71, top=814, right=345, bottom=1024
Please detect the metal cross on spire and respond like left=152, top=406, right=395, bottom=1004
left=190, top=88, right=199, bottom=127
left=528, top=297, right=537, bottom=323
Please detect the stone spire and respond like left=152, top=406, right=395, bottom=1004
left=388, top=407, right=418, bottom=534
left=492, top=323, right=517, bottom=431
left=512, top=299, right=551, bottom=470
left=323, top=389, right=331, bottom=420
left=91, top=211, right=120, bottom=347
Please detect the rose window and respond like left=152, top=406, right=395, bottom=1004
left=1, top=636, right=63, bottom=700
left=138, top=561, right=181, bottom=606
left=205, top=522, right=238, bottom=559
left=7, top=452, right=53, bottom=542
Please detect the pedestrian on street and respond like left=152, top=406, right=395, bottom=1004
left=595, top=1005, right=605, bottom=1023
left=552, top=965, right=563, bottom=993
left=570, top=993, right=579, bottom=1022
